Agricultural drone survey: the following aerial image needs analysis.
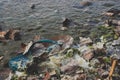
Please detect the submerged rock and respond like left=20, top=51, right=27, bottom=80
left=73, top=1, right=92, bottom=9
left=31, top=4, right=35, bottom=9
left=62, top=18, right=72, bottom=27
left=80, top=1, right=92, bottom=7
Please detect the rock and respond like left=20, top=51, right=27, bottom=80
left=104, top=19, right=120, bottom=27
left=79, top=37, right=93, bottom=45
left=0, top=68, right=11, bottom=80
left=97, top=68, right=105, bottom=76
left=104, top=19, right=113, bottom=27
left=112, top=20, right=120, bottom=26
left=31, top=4, right=35, bottom=9
left=0, top=31, right=7, bottom=38
left=0, top=29, right=22, bottom=41
left=51, top=35, right=73, bottom=49
left=78, top=45, right=94, bottom=61
left=112, top=37, right=120, bottom=46
left=104, top=8, right=120, bottom=16
left=93, top=42, right=106, bottom=56
left=61, top=75, right=74, bottom=80
left=4, top=29, right=22, bottom=41
left=27, top=75, right=39, bottom=80
left=62, top=18, right=72, bottom=27
left=82, top=50, right=94, bottom=61
left=0, top=56, right=4, bottom=61
left=60, top=59, right=79, bottom=73
left=80, top=1, right=92, bottom=7
left=74, top=54, right=91, bottom=69
left=90, top=58, right=100, bottom=67
left=60, top=26, right=68, bottom=31
left=74, top=73, right=86, bottom=80
left=101, top=71, right=109, bottom=79
left=114, top=26, right=120, bottom=36
left=102, top=3, right=114, bottom=7
left=33, top=35, right=41, bottom=41
left=93, top=42, right=104, bottom=50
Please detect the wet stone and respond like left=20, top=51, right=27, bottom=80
left=80, top=1, right=93, bottom=7
left=31, top=4, right=36, bottom=9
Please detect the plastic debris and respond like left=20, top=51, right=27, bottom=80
left=9, top=39, right=61, bottom=71
left=9, top=54, right=30, bottom=71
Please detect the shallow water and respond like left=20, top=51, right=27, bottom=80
left=0, top=0, right=120, bottom=68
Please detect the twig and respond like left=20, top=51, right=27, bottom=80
left=109, top=59, right=117, bottom=78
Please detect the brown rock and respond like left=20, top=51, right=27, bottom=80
left=51, top=35, right=73, bottom=49
left=0, top=31, right=6, bottom=38
left=4, top=29, right=22, bottom=41
left=80, top=1, right=92, bottom=7
left=33, top=35, right=41, bottom=41
left=83, top=50, right=94, bottom=61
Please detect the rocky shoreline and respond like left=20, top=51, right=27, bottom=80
left=0, top=1, right=120, bottom=80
